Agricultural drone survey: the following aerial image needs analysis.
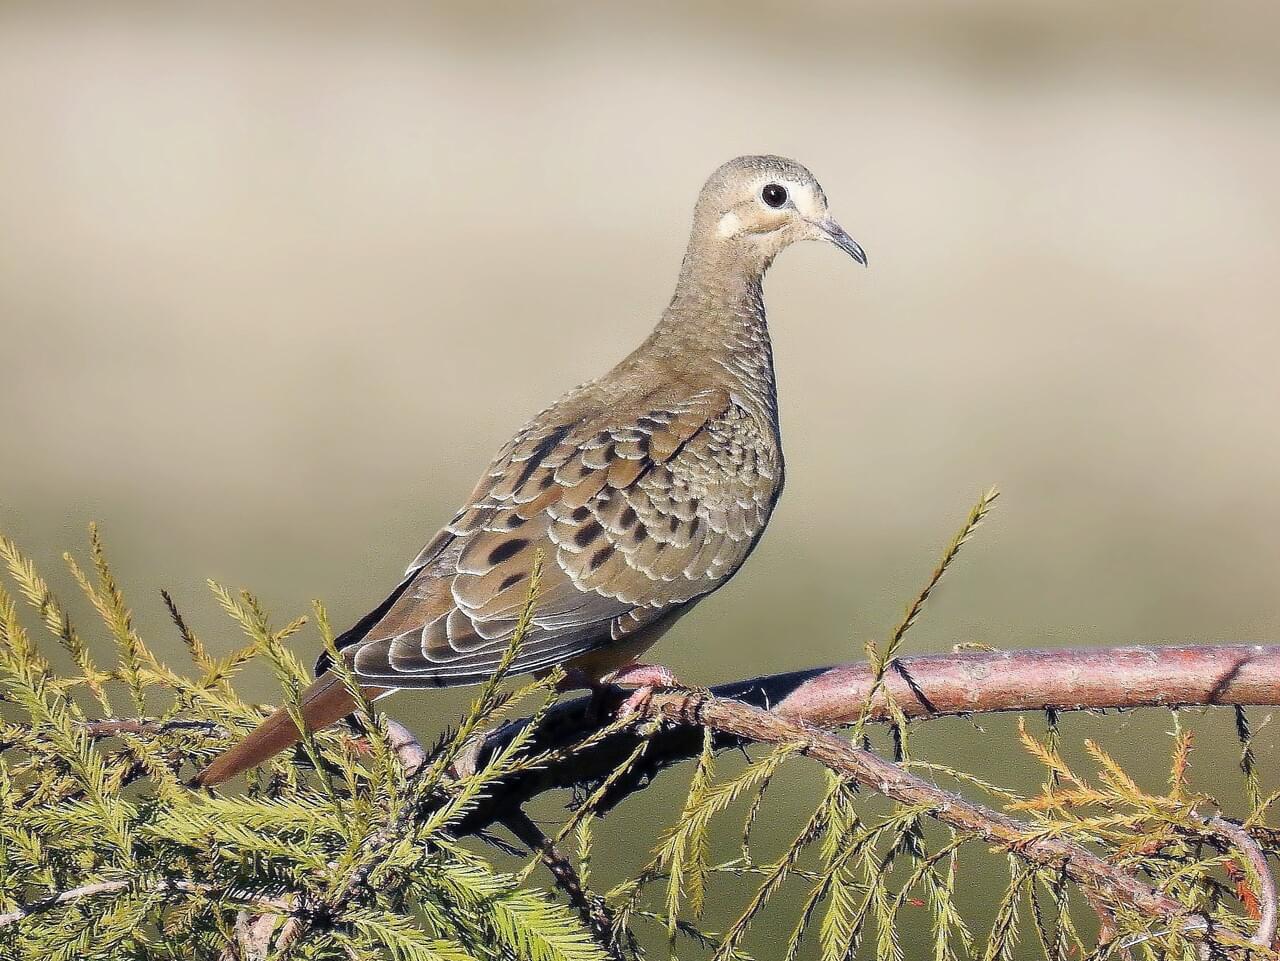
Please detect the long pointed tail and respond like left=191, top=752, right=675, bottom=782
left=192, top=674, right=388, bottom=787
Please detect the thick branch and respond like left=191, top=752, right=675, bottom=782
left=458, top=644, right=1280, bottom=830
left=169, top=643, right=1276, bottom=957
left=761, top=643, right=1280, bottom=723
left=79, top=645, right=1279, bottom=754
left=73, top=644, right=1280, bottom=855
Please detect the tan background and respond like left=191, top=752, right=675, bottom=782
left=2, top=3, right=1278, bottom=956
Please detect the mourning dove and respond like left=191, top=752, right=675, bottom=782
left=194, top=155, right=865, bottom=786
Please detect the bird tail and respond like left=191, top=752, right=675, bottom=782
left=191, top=673, right=387, bottom=787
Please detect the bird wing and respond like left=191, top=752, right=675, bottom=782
left=343, top=386, right=782, bottom=687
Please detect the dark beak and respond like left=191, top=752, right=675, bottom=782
left=815, top=217, right=867, bottom=266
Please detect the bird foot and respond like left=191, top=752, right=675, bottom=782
left=555, top=662, right=684, bottom=722
left=342, top=719, right=427, bottom=776
left=603, top=662, right=683, bottom=719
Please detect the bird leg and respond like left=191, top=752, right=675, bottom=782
left=551, top=668, right=614, bottom=725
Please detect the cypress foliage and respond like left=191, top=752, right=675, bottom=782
left=0, top=531, right=606, bottom=961
left=1, top=518, right=1276, bottom=960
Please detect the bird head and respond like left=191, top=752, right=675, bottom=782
left=692, top=155, right=867, bottom=271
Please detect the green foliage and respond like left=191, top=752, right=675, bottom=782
left=0, top=530, right=606, bottom=961
left=2, top=509, right=1277, bottom=961
left=575, top=492, right=1279, bottom=961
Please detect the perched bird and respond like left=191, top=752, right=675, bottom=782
left=193, top=155, right=865, bottom=787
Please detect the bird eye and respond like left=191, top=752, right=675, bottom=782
left=761, top=183, right=788, bottom=208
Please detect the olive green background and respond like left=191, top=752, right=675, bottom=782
left=1, top=3, right=1277, bottom=957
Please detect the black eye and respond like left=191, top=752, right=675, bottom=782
left=761, top=183, right=788, bottom=208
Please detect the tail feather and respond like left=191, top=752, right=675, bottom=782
left=192, top=674, right=388, bottom=787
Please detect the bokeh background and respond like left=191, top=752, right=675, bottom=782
left=2, top=3, right=1278, bottom=957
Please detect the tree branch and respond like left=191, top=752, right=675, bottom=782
left=76, top=644, right=1280, bottom=858
left=1206, top=815, right=1279, bottom=950
left=738, top=689, right=1266, bottom=949
left=768, top=643, right=1280, bottom=723
left=653, top=691, right=1213, bottom=928
left=456, top=643, right=1280, bottom=832
left=66, top=643, right=1280, bottom=954
left=442, top=644, right=1280, bottom=955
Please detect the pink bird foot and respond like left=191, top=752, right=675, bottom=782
left=604, top=662, right=683, bottom=718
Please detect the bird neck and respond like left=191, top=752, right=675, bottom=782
left=654, top=247, right=778, bottom=416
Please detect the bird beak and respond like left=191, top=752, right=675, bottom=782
left=813, top=217, right=867, bottom=266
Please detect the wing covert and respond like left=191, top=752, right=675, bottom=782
left=346, top=386, right=782, bottom=687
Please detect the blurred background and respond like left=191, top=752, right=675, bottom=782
left=2, top=2, right=1278, bottom=956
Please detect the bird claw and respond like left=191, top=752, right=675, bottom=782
left=617, top=685, right=658, bottom=719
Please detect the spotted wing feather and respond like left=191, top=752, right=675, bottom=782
left=346, top=387, right=781, bottom=687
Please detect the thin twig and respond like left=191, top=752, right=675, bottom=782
left=82, top=718, right=223, bottom=739
left=1206, top=815, right=1278, bottom=949
left=502, top=807, right=623, bottom=961
left=0, top=879, right=135, bottom=927
left=644, top=690, right=1214, bottom=933
left=884, top=487, right=1000, bottom=655
left=0, top=878, right=288, bottom=929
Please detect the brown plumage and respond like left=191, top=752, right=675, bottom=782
left=193, top=155, right=865, bottom=787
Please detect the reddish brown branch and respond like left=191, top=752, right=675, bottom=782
left=766, top=643, right=1280, bottom=723
left=459, top=644, right=1280, bottom=831
left=154, top=642, right=1276, bottom=958
left=77, top=645, right=1278, bottom=751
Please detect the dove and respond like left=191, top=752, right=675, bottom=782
left=194, top=155, right=865, bottom=786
